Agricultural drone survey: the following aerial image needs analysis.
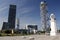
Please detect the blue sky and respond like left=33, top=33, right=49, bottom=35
left=0, top=0, right=60, bottom=30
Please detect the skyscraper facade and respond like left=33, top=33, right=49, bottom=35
left=8, top=5, right=16, bottom=30
left=2, top=22, right=9, bottom=30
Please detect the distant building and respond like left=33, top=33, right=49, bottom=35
left=2, top=22, right=9, bottom=30
left=15, top=18, right=20, bottom=30
left=8, top=5, right=16, bottom=30
left=2, top=5, right=16, bottom=30
left=26, top=24, right=38, bottom=34
left=27, top=25, right=38, bottom=30
left=15, top=29, right=28, bottom=34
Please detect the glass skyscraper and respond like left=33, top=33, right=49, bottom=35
left=8, top=5, right=16, bottom=29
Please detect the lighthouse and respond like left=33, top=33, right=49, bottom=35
left=50, top=13, right=57, bottom=36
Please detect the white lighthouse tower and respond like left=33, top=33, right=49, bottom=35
left=50, top=13, right=57, bottom=36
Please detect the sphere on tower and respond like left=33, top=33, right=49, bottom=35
left=40, top=1, right=47, bottom=10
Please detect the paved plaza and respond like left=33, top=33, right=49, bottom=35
left=0, top=34, right=60, bottom=40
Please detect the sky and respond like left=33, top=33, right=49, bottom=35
left=0, top=0, right=60, bottom=30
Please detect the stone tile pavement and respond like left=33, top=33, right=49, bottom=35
left=0, top=34, right=60, bottom=40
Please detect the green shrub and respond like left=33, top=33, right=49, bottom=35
left=4, top=30, right=11, bottom=34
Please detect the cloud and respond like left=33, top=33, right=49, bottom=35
left=20, top=7, right=33, bottom=14
left=0, top=6, right=8, bottom=18
left=17, top=6, right=36, bottom=17
left=0, top=7, right=7, bottom=12
left=19, top=15, right=40, bottom=29
left=17, top=0, right=28, bottom=7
